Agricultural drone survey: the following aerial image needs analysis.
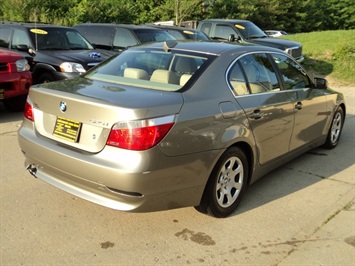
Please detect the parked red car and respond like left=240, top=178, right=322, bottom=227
left=0, top=49, right=32, bottom=112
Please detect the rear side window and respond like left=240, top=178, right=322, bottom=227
left=228, top=62, right=249, bottom=95
left=271, top=54, right=310, bottom=90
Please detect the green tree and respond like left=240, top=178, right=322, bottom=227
left=323, top=0, right=355, bottom=30
left=1, top=0, right=354, bottom=31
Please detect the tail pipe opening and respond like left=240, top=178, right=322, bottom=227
left=26, top=164, right=37, bottom=177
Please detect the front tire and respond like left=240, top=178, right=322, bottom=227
left=196, top=147, right=249, bottom=218
left=37, top=72, right=55, bottom=84
left=323, top=107, right=344, bottom=149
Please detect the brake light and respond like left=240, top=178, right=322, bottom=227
left=24, top=100, right=34, bottom=121
left=107, top=115, right=175, bottom=150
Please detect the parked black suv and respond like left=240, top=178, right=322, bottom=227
left=197, top=19, right=304, bottom=63
left=73, top=23, right=176, bottom=53
left=0, top=22, right=111, bottom=84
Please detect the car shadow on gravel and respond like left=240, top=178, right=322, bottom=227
left=0, top=102, right=24, bottom=124
left=234, top=113, right=354, bottom=217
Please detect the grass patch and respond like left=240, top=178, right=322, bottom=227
left=283, top=30, right=355, bottom=84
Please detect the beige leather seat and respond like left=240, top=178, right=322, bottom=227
left=174, top=57, right=197, bottom=75
left=180, top=74, right=192, bottom=86
left=123, top=68, right=149, bottom=80
left=150, top=69, right=179, bottom=84
left=229, top=64, right=249, bottom=95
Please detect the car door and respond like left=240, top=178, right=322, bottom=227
left=270, top=53, right=328, bottom=150
left=229, top=52, right=295, bottom=165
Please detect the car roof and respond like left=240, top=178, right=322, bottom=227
left=150, top=25, right=199, bottom=32
left=74, top=23, right=163, bottom=30
left=0, top=21, right=71, bottom=29
left=200, top=19, right=251, bottom=24
left=134, top=40, right=283, bottom=56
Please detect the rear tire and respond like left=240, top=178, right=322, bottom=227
left=195, top=147, right=249, bottom=218
left=323, top=107, right=344, bottom=149
left=3, top=95, right=27, bottom=112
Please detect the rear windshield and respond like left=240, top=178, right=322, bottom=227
left=85, top=48, right=212, bottom=91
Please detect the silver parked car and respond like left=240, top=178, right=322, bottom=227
left=18, top=41, right=345, bottom=218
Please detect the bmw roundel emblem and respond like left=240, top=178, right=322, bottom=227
left=59, top=101, right=67, bottom=112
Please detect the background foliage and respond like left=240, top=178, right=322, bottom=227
left=1, top=0, right=354, bottom=32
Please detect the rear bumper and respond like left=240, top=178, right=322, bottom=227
left=18, top=119, right=218, bottom=212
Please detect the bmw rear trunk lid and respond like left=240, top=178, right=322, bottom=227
left=26, top=78, right=183, bottom=153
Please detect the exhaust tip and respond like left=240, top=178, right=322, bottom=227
left=26, top=164, right=37, bottom=177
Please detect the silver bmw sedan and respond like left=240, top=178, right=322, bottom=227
left=18, top=40, right=345, bottom=218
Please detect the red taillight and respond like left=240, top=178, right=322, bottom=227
left=107, top=116, right=175, bottom=150
left=24, top=100, right=34, bottom=121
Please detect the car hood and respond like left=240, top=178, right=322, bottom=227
left=248, top=37, right=302, bottom=49
left=35, top=49, right=112, bottom=69
left=0, top=49, right=24, bottom=61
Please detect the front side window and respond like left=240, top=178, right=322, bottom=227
left=12, top=29, right=31, bottom=48
left=0, top=28, right=11, bottom=48
left=214, top=25, right=236, bottom=39
left=271, top=54, right=310, bottom=90
left=86, top=48, right=212, bottom=91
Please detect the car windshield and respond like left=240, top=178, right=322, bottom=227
left=133, top=29, right=176, bottom=43
left=30, top=28, right=93, bottom=50
left=182, top=29, right=210, bottom=40
left=234, top=22, right=267, bottom=39
left=85, top=47, right=211, bottom=91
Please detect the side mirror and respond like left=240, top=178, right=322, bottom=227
left=314, top=77, right=328, bottom=89
left=16, top=44, right=29, bottom=51
left=16, top=44, right=36, bottom=56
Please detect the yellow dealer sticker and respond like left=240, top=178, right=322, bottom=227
left=183, top=30, right=194, bottom=35
left=235, top=24, right=245, bottom=30
left=30, top=29, right=48, bottom=34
